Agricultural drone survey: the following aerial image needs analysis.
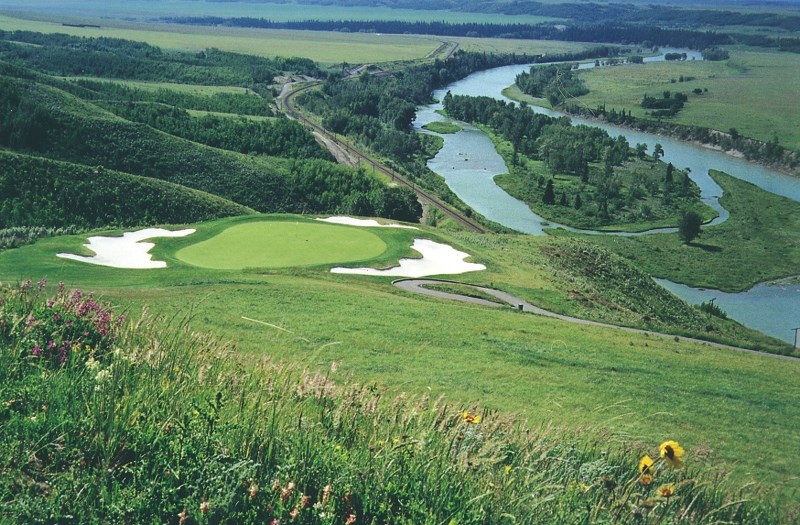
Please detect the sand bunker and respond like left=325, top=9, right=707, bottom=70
left=57, top=228, right=196, bottom=269
left=315, top=216, right=419, bottom=229
left=331, top=238, right=485, bottom=277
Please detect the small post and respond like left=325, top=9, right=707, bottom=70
left=517, top=304, right=524, bottom=312
left=707, top=297, right=717, bottom=318
left=793, top=327, right=800, bottom=349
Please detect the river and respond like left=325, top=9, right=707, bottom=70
left=412, top=53, right=800, bottom=344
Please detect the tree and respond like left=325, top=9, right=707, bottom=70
left=653, top=143, right=664, bottom=162
left=635, top=143, right=648, bottom=160
left=543, top=179, right=555, bottom=205
left=678, top=210, right=703, bottom=243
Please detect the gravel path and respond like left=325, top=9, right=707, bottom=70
left=393, top=278, right=799, bottom=361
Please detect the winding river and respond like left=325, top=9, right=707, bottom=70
left=412, top=53, right=800, bottom=344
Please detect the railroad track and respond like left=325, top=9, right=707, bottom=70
left=281, top=82, right=485, bottom=233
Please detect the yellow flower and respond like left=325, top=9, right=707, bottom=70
left=641, top=498, right=655, bottom=509
left=504, top=465, right=512, bottom=474
left=462, top=411, right=481, bottom=424
left=658, top=483, right=676, bottom=498
left=659, top=440, right=685, bottom=468
left=639, top=454, right=654, bottom=475
left=639, top=473, right=653, bottom=486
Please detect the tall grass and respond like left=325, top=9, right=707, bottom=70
left=0, top=283, right=783, bottom=523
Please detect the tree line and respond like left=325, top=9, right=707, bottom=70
left=0, top=31, right=322, bottom=86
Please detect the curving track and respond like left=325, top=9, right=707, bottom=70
left=393, top=278, right=799, bottom=361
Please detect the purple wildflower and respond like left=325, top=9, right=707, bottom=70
left=32, top=345, right=42, bottom=357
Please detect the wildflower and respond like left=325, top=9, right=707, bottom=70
left=658, top=483, right=676, bottom=499
left=177, top=510, right=188, bottom=524
left=659, top=440, right=685, bottom=468
left=200, top=500, right=210, bottom=514
left=638, top=455, right=654, bottom=475
left=272, top=479, right=281, bottom=491
left=321, top=484, right=331, bottom=504
left=85, top=357, right=100, bottom=372
left=299, top=494, right=310, bottom=508
left=463, top=411, right=481, bottom=424
left=345, top=513, right=357, bottom=525
left=281, top=481, right=295, bottom=502
left=32, top=345, right=42, bottom=357
left=504, top=465, right=512, bottom=474
left=289, top=508, right=299, bottom=520
left=249, top=482, right=259, bottom=499
left=270, top=519, right=280, bottom=525
left=639, top=474, right=653, bottom=486
left=641, top=498, right=655, bottom=509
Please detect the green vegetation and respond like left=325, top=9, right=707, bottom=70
left=569, top=171, right=800, bottom=292
left=0, top=58, right=421, bottom=223
left=175, top=220, right=387, bottom=269
left=4, top=282, right=785, bottom=523
left=0, top=15, right=445, bottom=64
left=0, top=150, right=252, bottom=229
left=515, top=63, right=588, bottom=106
left=420, top=282, right=506, bottom=305
left=422, top=121, right=461, bottom=134
left=2, top=223, right=796, bottom=499
left=571, top=50, right=800, bottom=151
left=443, top=93, right=715, bottom=231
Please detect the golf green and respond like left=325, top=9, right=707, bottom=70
left=175, top=221, right=387, bottom=269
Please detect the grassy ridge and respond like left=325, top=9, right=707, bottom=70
left=0, top=215, right=796, bottom=501
left=0, top=150, right=253, bottom=229
left=3, top=283, right=781, bottom=523
left=574, top=170, right=800, bottom=292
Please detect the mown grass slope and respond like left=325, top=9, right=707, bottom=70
left=2, top=282, right=783, bottom=523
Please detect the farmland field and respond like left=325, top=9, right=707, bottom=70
left=0, top=0, right=559, bottom=25
left=573, top=48, right=800, bottom=150
left=0, top=14, right=445, bottom=64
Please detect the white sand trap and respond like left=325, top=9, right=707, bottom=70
left=57, top=228, right=196, bottom=269
left=315, top=216, right=419, bottom=229
left=331, top=238, right=485, bottom=277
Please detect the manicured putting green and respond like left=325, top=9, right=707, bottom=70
left=176, top=221, right=387, bottom=269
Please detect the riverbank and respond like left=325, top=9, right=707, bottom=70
left=565, top=170, right=800, bottom=293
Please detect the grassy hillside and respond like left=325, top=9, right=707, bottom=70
left=0, top=71, right=420, bottom=222
left=0, top=150, right=253, bottom=229
left=0, top=216, right=796, bottom=506
left=2, top=282, right=783, bottom=523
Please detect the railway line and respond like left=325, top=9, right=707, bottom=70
left=280, top=82, right=486, bottom=233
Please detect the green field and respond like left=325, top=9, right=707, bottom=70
left=175, top=220, right=388, bottom=269
left=0, top=14, right=444, bottom=64
left=0, top=0, right=558, bottom=25
left=0, top=14, right=589, bottom=65
left=573, top=49, right=800, bottom=150
left=1, top=214, right=798, bottom=499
